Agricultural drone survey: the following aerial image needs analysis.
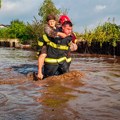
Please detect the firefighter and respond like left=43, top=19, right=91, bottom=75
left=37, top=21, right=73, bottom=78
left=37, top=14, right=70, bottom=80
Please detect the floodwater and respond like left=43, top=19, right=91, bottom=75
left=0, top=47, right=120, bottom=120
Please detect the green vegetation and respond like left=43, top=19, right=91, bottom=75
left=38, top=0, right=60, bottom=23
left=0, top=20, right=30, bottom=44
left=80, top=18, right=120, bottom=47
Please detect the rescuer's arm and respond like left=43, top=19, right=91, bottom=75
left=38, top=53, right=47, bottom=80
left=37, top=37, right=47, bottom=80
left=37, top=45, right=47, bottom=80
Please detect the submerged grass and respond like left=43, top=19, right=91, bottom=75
left=41, top=84, right=76, bottom=107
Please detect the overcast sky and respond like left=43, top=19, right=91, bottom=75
left=0, top=0, right=120, bottom=33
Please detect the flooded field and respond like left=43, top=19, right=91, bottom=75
left=0, top=47, right=120, bottom=120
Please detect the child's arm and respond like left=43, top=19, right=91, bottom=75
left=44, top=24, right=67, bottom=38
left=57, top=32, right=67, bottom=38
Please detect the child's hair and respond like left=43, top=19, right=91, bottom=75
left=46, top=14, right=56, bottom=22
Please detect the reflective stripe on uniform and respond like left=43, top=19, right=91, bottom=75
left=45, top=57, right=71, bottom=64
left=47, top=41, right=69, bottom=50
left=43, top=34, right=69, bottom=50
left=66, top=57, right=71, bottom=62
left=36, top=52, right=40, bottom=58
left=43, top=34, right=50, bottom=42
left=38, top=40, right=43, bottom=46
left=36, top=52, right=39, bottom=55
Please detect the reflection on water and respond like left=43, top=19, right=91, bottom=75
left=0, top=47, right=120, bottom=120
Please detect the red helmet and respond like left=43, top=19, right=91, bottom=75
left=59, top=15, right=71, bottom=24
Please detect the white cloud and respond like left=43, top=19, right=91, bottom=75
left=3, top=1, right=17, bottom=11
left=0, top=0, right=42, bottom=24
left=95, top=5, right=106, bottom=11
left=1, top=0, right=39, bottom=15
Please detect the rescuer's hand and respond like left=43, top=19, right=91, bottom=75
left=37, top=73, right=43, bottom=80
left=70, top=42, right=78, bottom=51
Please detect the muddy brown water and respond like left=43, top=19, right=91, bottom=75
left=0, top=47, right=120, bottom=120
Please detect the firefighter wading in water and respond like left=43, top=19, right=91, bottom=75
left=37, top=20, right=76, bottom=79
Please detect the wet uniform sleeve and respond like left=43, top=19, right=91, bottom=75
left=44, top=24, right=58, bottom=38
left=37, top=37, right=47, bottom=56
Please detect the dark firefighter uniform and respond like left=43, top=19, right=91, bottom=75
left=37, top=33, right=72, bottom=78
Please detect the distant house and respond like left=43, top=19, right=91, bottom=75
left=0, top=24, right=10, bottom=28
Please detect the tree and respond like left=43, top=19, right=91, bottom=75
left=26, top=17, right=44, bottom=47
left=0, top=28, right=9, bottom=38
left=38, top=0, right=60, bottom=23
left=8, top=19, right=30, bottom=43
